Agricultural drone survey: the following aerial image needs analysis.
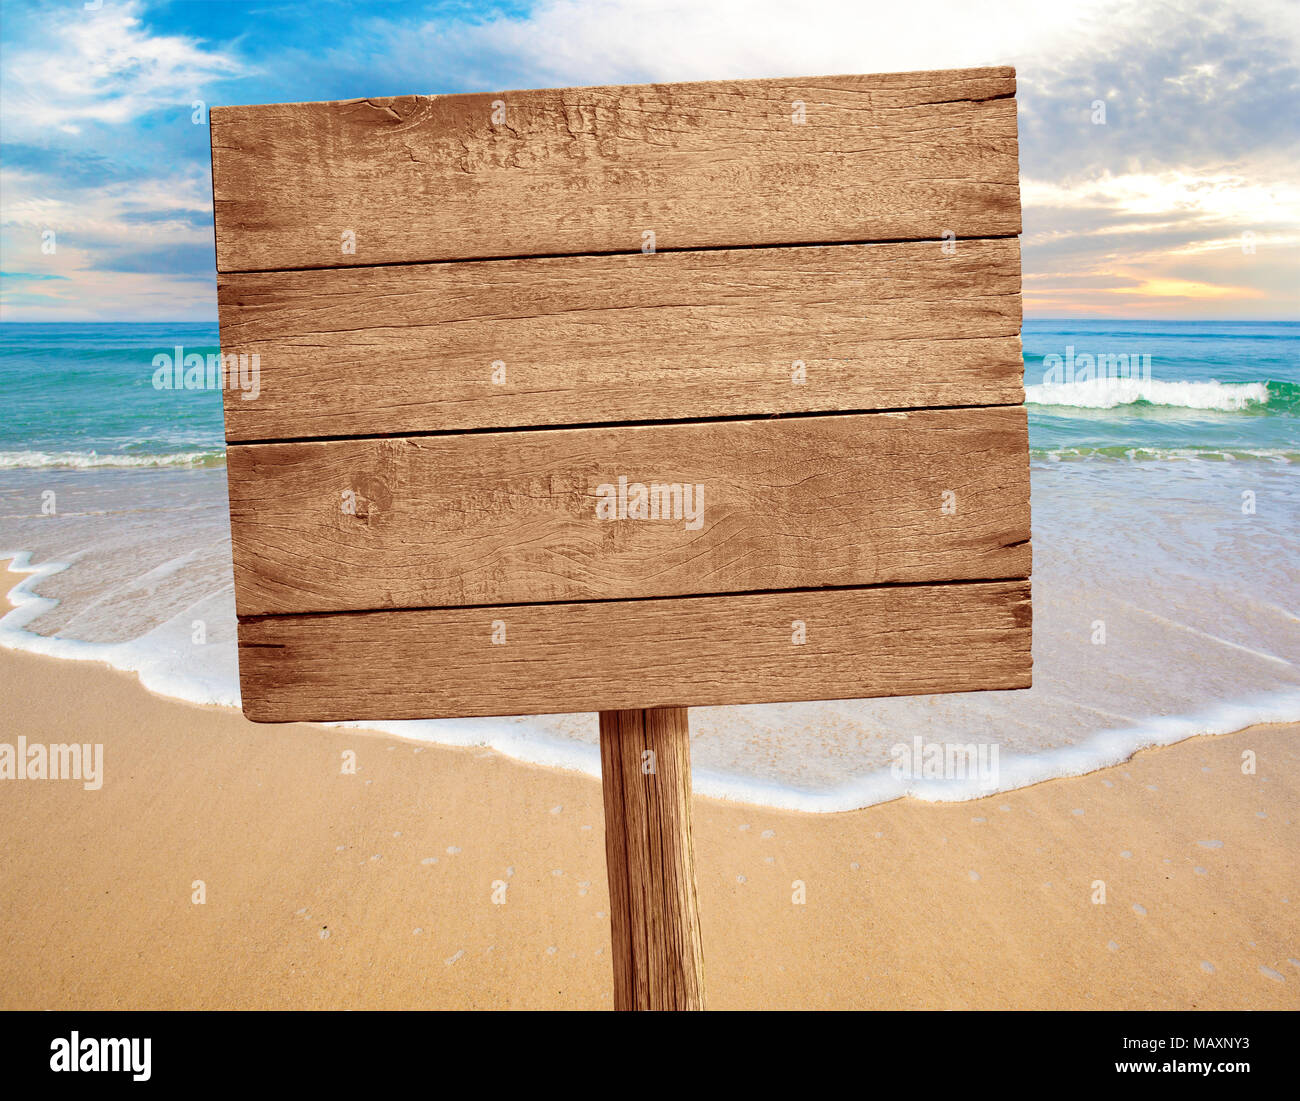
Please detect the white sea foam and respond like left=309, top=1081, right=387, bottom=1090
left=1025, top=378, right=1271, bottom=411
left=0, top=548, right=601, bottom=780
left=689, top=693, right=1300, bottom=812
left=4, top=459, right=1299, bottom=813
left=0, top=550, right=243, bottom=708
left=0, top=450, right=224, bottom=469
left=3, top=553, right=1298, bottom=812
left=1033, top=446, right=1299, bottom=463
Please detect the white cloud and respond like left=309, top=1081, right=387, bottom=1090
left=3, top=0, right=1296, bottom=319
left=0, top=267, right=214, bottom=322
left=0, top=164, right=215, bottom=321
left=1022, top=172, right=1300, bottom=229
left=0, top=0, right=243, bottom=140
left=375, top=0, right=1124, bottom=88
left=359, top=0, right=1300, bottom=93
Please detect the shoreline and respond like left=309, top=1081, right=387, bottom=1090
left=1, top=645, right=1296, bottom=1009
left=6, top=551, right=1300, bottom=814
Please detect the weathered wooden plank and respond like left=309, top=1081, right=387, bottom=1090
left=210, top=68, right=1019, bottom=272
left=218, top=238, right=1022, bottom=439
left=226, top=407, right=1030, bottom=616
left=236, top=579, right=1031, bottom=721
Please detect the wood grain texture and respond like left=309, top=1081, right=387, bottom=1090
left=210, top=67, right=1019, bottom=272
left=600, top=707, right=705, bottom=1011
left=226, top=407, right=1030, bottom=616
left=218, top=238, right=1022, bottom=440
left=235, top=579, right=1031, bottom=721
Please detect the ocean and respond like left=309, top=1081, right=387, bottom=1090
left=2, top=319, right=1298, bottom=810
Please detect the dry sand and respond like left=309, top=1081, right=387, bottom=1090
left=0, top=646, right=1296, bottom=1010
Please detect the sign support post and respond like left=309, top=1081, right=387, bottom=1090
left=598, top=707, right=705, bottom=1010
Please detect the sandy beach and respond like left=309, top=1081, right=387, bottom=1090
left=1, top=645, right=1295, bottom=1010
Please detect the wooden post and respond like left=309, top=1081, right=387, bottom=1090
left=598, top=707, right=705, bottom=1011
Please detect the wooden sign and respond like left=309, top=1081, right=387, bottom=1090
left=211, top=67, right=1030, bottom=1010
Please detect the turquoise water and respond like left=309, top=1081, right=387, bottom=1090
left=0, top=323, right=224, bottom=466
left=1024, top=320, right=1300, bottom=461
left=2, top=320, right=1298, bottom=809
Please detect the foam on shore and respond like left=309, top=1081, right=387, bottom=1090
left=4, top=456, right=1298, bottom=813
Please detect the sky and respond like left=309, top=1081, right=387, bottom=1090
left=0, top=0, right=1296, bottom=321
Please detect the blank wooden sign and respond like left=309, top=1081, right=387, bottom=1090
left=212, top=67, right=1031, bottom=723
left=212, top=67, right=1030, bottom=1012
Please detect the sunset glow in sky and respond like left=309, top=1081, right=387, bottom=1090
left=1, top=0, right=1297, bottom=321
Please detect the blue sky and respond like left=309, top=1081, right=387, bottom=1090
left=1, top=0, right=1297, bottom=320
